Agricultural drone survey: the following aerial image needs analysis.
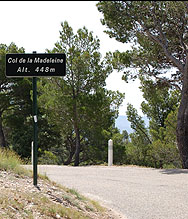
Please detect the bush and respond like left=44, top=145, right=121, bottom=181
left=125, top=142, right=151, bottom=167
left=38, top=150, right=59, bottom=165
left=148, top=140, right=181, bottom=168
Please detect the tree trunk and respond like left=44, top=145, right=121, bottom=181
left=72, top=98, right=81, bottom=166
left=74, top=127, right=81, bottom=166
left=0, top=115, right=6, bottom=148
left=176, top=72, right=188, bottom=168
left=64, top=143, right=75, bottom=165
left=64, top=150, right=75, bottom=165
left=64, top=136, right=76, bottom=165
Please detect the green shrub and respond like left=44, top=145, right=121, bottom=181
left=38, top=150, right=58, bottom=165
left=148, top=140, right=181, bottom=168
left=125, top=142, right=151, bottom=167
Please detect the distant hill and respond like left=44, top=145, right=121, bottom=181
left=115, top=115, right=149, bottom=134
left=115, top=115, right=133, bottom=134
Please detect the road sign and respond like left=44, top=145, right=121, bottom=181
left=5, top=52, right=66, bottom=187
left=6, top=53, right=66, bottom=77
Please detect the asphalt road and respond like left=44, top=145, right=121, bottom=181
left=25, top=165, right=188, bottom=219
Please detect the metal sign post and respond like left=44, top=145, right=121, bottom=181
left=33, top=76, right=38, bottom=186
left=5, top=52, right=66, bottom=187
left=32, top=51, right=38, bottom=186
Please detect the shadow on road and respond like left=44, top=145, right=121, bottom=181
left=160, top=169, right=188, bottom=175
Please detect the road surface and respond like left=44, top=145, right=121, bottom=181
left=25, top=165, right=188, bottom=219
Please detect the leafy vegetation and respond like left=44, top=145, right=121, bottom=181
left=97, top=1, right=187, bottom=168
left=37, top=21, right=124, bottom=166
left=0, top=3, right=186, bottom=169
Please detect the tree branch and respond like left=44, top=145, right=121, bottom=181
left=132, top=120, right=152, bottom=144
left=145, top=65, right=182, bottom=91
left=183, top=2, right=188, bottom=13
left=141, top=23, right=184, bottom=73
left=185, top=55, right=188, bottom=74
left=151, top=9, right=168, bottom=48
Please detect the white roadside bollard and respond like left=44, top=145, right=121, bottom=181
left=108, top=139, right=113, bottom=166
left=31, top=141, right=34, bottom=165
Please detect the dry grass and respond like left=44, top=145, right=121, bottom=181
left=0, top=148, right=118, bottom=218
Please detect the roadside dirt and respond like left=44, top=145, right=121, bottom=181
left=0, top=170, right=119, bottom=218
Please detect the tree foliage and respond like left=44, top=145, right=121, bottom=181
left=125, top=80, right=181, bottom=168
left=38, top=21, right=124, bottom=166
left=97, top=1, right=188, bottom=168
left=0, top=43, right=29, bottom=148
left=139, top=77, right=180, bottom=140
left=0, top=11, right=183, bottom=168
